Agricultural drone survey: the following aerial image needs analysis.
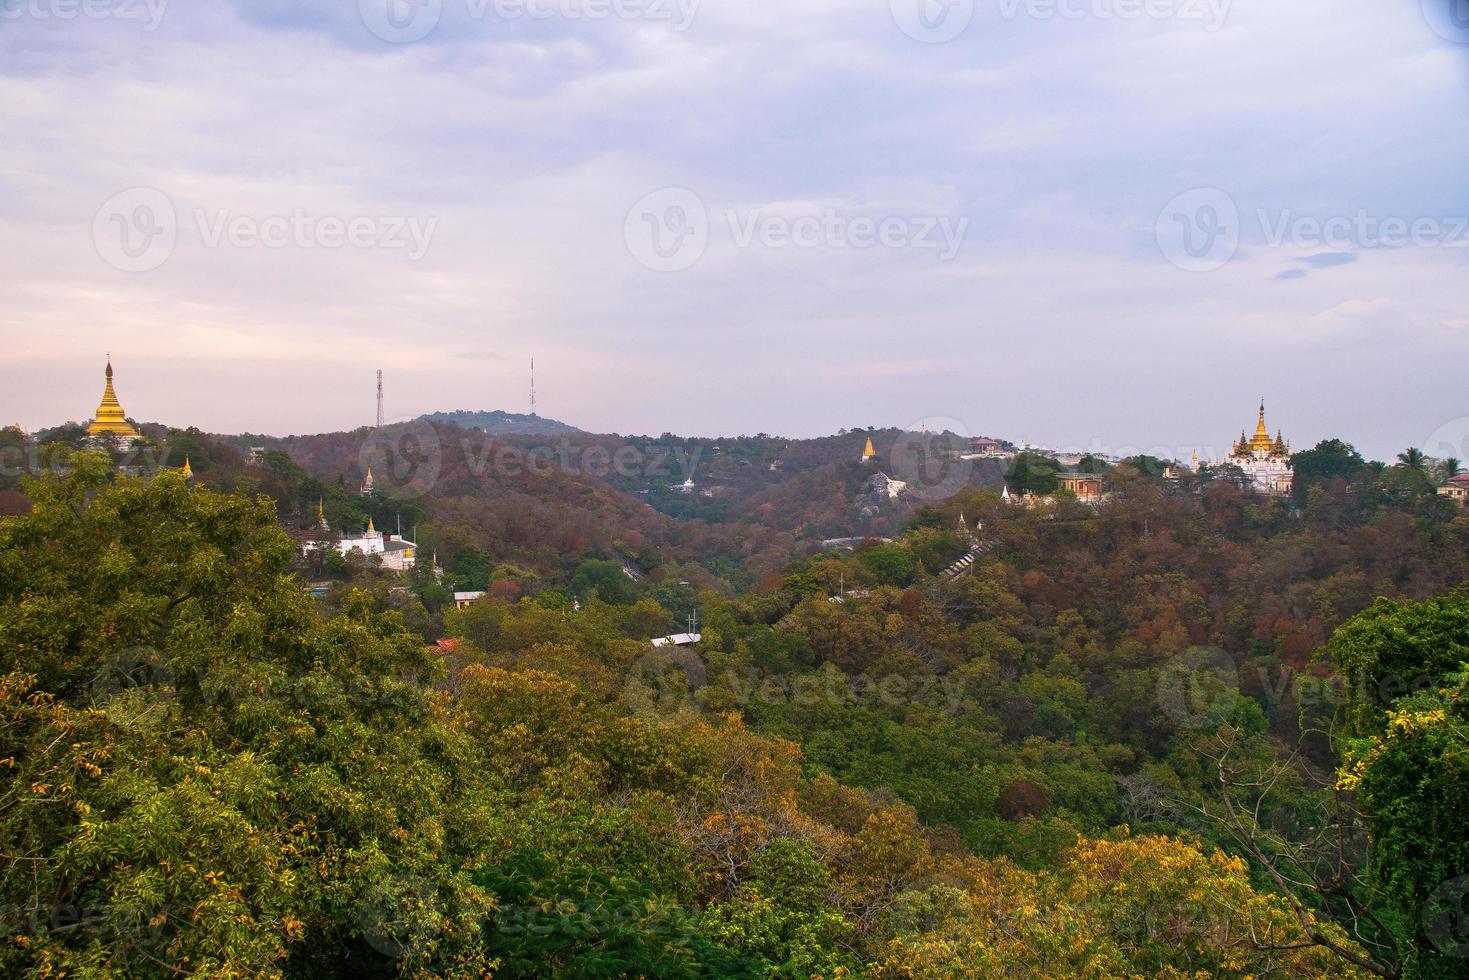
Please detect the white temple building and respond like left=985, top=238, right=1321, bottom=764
left=303, top=505, right=418, bottom=571
left=1206, top=402, right=1294, bottom=496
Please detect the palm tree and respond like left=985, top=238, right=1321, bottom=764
left=1443, top=457, right=1464, bottom=479
left=1397, top=447, right=1427, bottom=471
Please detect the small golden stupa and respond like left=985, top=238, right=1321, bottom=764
left=86, top=359, right=140, bottom=441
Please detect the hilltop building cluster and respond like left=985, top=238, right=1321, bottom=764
left=1204, top=401, right=1295, bottom=497
left=303, top=500, right=420, bottom=572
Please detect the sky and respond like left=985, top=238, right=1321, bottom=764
left=1, top=0, right=1467, bottom=461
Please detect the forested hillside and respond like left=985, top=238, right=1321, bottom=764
left=2, top=434, right=1467, bottom=977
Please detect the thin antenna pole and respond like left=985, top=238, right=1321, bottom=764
left=376, top=370, right=385, bottom=429
left=530, top=358, right=537, bottom=417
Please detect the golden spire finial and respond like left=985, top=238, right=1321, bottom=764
left=367, top=515, right=376, bottom=534
left=182, top=456, right=193, bottom=479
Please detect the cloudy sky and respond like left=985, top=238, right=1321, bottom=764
left=2, top=0, right=1467, bottom=460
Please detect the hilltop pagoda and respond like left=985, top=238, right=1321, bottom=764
left=1223, top=400, right=1293, bottom=496
left=86, top=359, right=141, bottom=443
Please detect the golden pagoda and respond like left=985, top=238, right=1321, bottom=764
left=1223, top=399, right=1294, bottom=496
left=861, top=437, right=877, bottom=462
left=181, top=457, right=193, bottom=480
left=86, top=359, right=140, bottom=441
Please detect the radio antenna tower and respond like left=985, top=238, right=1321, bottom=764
left=376, top=370, right=385, bottom=429
left=529, top=358, right=537, bottom=417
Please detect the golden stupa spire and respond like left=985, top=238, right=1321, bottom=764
left=861, top=436, right=877, bottom=461
left=182, top=456, right=193, bottom=479
left=1248, top=399, right=1275, bottom=454
left=366, top=515, right=376, bottom=535
left=86, top=357, right=141, bottom=441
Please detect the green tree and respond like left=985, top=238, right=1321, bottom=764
left=1119, top=455, right=1166, bottom=477
left=1330, top=594, right=1469, bottom=978
left=570, top=558, right=638, bottom=605
left=858, top=543, right=917, bottom=587
left=1292, top=439, right=1368, bottom=502
left=1005, top=452, right=1062, bottom=495
left=0, top=452, right=494, bottom=976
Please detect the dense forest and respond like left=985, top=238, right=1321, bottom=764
left=1, top=423, right=1467, bottom=976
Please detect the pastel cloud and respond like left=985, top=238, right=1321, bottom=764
left=0, top=0, right=1466, bottom=459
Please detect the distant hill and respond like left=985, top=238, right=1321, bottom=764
left=419, top=410, right=583, bottom=436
